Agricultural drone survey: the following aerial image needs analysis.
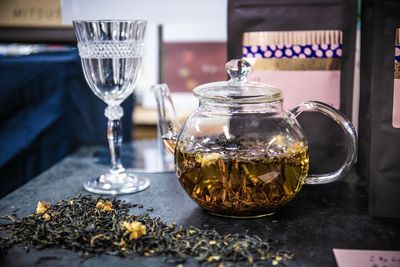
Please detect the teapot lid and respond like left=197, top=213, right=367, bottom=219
left=193, top=59, right=283, bottom=104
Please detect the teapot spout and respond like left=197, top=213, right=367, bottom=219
left=151, top=84, right=181, bottom=154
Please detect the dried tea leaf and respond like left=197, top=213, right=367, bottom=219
left=258, top=172, right=280, bottom=183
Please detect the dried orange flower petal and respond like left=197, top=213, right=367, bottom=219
left=121, top=221, right=147, bottom=240
left=36, top=201, right=50, bottom=214
left=96, top=200, right=113, bottom=212
left=42, top=213, right=51, bottom=221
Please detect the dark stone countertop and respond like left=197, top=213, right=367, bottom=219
left=1, top=141, right=399, bottom=267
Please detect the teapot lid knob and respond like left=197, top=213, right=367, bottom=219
left=226, top=59, right=252, bottom=82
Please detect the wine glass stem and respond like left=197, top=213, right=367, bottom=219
left=105, top=105, right=125, bottom=173
left=108, top=118, right=124, bottom=172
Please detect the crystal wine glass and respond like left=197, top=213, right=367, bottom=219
left=73, top=20, right=150, bottom=194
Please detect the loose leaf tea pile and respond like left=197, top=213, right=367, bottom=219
left=0, top=195, right=293, bottom=266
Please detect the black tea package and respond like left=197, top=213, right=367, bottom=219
left=357, top=0, right=375, bottom=178
left=362, top=0, right=400, bottom=218
left=228, top=0, right=357, bottom=173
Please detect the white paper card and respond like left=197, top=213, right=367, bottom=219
left=333, top=249, right=400, bottom=267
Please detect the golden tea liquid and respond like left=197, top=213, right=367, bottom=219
left=175, top=141, right=309, bottom=217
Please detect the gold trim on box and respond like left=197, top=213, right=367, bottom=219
left=249, top=58, right=341, bottom=71
left=396, top=28, right=400, bottom=46
left=243, top=30, right=343, bottom=46
left=0, top=0, right=62, bottom=27
left=395, top=62, right=400, bottom=79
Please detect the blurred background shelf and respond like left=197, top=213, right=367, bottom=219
left=132, top=106, right=158, bottom=140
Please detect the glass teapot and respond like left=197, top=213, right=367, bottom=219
left=153, top=59, right=357, bottom=218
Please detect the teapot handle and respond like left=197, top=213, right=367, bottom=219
left=287, top=101, right=357, bottom=184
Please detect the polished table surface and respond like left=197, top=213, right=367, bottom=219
left=1, top=140, right=399, bottom=267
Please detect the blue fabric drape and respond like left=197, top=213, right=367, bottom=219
left=0, top=49, right=134, bottom=197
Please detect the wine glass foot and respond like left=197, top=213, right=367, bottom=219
left=83, top=171, right=150, bottom=195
